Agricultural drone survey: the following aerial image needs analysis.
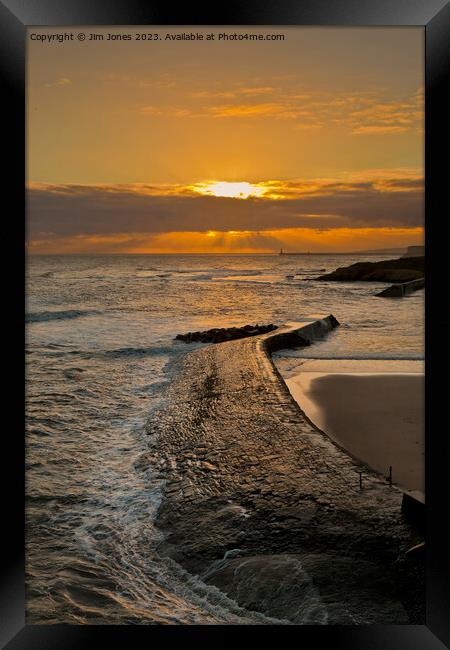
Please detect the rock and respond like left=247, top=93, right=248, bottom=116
left=376, top=277, right=425, bottom=298
left=315, top=256, right=424, bottom=283
left=201, top=461, right=217, bottom=472
left=175, top=323, right=278, bottom=344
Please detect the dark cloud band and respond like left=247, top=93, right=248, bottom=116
left=27, top=178, right=424, bottom=241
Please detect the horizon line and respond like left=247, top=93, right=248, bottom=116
left=26, top=249, right=422, bottom=257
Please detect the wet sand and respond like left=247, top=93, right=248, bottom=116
left=283, top=360, right=424, bottom=493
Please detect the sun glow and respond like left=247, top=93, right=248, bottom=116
left=192, top=181, right=267, bottom=199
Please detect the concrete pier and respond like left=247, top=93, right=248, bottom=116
left=147, top=315, right=424, bottom=624
left=376, top=277, right=425, bottom=297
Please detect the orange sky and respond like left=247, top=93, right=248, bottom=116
left=27, top=27, right=424, bottom=253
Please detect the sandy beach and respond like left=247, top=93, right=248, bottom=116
left=280, top=359, right=424, bottom=493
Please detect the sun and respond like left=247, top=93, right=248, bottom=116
left=192, top=181, right=266, bottom=199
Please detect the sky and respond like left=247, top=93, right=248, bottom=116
left=27, top=26, right=424, bottom=253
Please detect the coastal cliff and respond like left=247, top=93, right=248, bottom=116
left=402, top=246, right=425, bottom=258
left=148, top=317, right=424, bottom=624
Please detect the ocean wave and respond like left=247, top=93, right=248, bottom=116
left=26, top=492, right=91, bottom=505
left=100, top=346, right=175, bottom=359
left=174, top=269, right=261, bottom=276
left=35, top=344, right=180, bottom=360
left=133, top=270, right=269, bottom=288
left=26, top=309, right=98, bottom=323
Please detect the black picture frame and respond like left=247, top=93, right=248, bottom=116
left=2, top=1, right=449, bottom=647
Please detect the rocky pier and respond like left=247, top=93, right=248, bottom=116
left=147, top=316, right=424, bottom=624
left=376, top=277, right=425, bottom=298
left=175, top=323, right=277, bottom=344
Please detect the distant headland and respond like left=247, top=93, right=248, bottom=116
left=279, top=245, right=424, bottom=256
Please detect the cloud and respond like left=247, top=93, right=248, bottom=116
left=26, top=226, right=424, bottom=254
left=139, top=86, right=423, bottom=134
left=237, top=86, right=275, bottom=96
left=207, top=102, right=292, bottom=118
left=141, top=105, right=196, bottom=117
left=294, top=123, right=323, bottom=131
left=352, top=125, right=409, bottom=135
left=191, top=86, right=275, bottom=100
left=27, top=172, right=424, bottom=251
left=191, top=90, right=237, bottom=99
left=45, top=77, right=71, bottom=87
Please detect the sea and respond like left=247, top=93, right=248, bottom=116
left=25, top=253, right=424, bottom=624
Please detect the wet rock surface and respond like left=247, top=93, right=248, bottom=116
left=315, top=256, right=424, bottom=283
left=175, top=323, right=277, bottom=343
left=148, top=322, right=424, bottom=624
left=376, top=277, right=425, bottom=297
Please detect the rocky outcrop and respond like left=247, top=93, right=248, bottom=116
left=376, top=277, right=425, bottom=298
left=315, top=256, right=424, bottom=283
left=175, top=323, right=277, bottom=344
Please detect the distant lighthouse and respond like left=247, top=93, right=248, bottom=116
left=279, top=248, right=284, bottom=255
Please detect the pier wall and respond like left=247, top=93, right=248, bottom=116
left=376, top=277, right=425, bottom=298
